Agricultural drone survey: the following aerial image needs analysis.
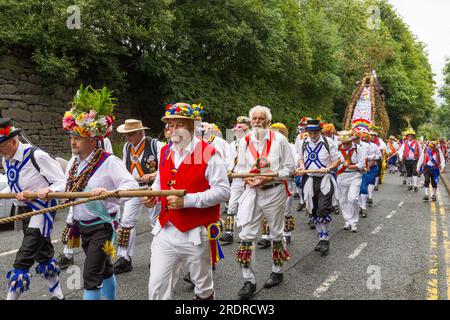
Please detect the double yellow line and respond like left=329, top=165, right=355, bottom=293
left=426, top=187, right=450, bottom=300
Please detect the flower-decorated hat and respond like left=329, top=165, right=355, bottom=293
left=339, top=131, right=353, bottom=143
left=0, top=118, right=22, bottom=144
left=322, top=123, right=336, bottom=134
left=162, top=102, right=204, bottom=123
left=63, top=84, right=116, bottom=138
left=404, top=128, right=416, bottom=136
left=270, top=122, right=288, bottom=137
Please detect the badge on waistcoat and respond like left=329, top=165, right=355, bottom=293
left=255, top=157, right=271, bottom=171
left=146, top=155, right=157, bottom=173
left=131, top=155, right=139, bottom=164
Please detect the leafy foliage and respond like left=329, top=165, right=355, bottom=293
left=0, top=0, right=437, bottom=137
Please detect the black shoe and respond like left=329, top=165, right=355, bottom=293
left=423, top=195, right=429, bottom=201
left=334, top=205, right=340, bottom=215
left=374, top=185, right=379, bottom=191
left=183, top=272, right=193, bottom=285
left=432, top=195, right=437, bottom=201
left=238, top=281, right=256, bottom=300
left=361, top=209, right=367, bottom=218
left=264, top=272, right=283, bottom=288
left=257, top=239, right=271, bottom=249
left=408, top=185, right=413, bottom=190
left=284, top=235, right=291, bottom=245
left=56, top=254, right=74, bottom=270
left=113, top=257, right=133, bottom=274
left=367, top=198, right=373, bottom=206
left=403, top=180, right=407, bottom=185
left=314, top=240, right=324, bottom=251
left=414, top=186, right=419, bottom=192
left=309, top=221, right=316, bottom=230
left=320, top=241, right=330, bottom=256
left=297, top=203, right=305, bottom=212
left=219, top=232, right=234, bottom=244
left=293, top=193, right=300, bottom=200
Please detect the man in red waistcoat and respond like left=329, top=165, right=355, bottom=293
left=142, top=102, right=230, bottom=300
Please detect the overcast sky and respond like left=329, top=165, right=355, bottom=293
left=388, top=0, right=450, bottom=105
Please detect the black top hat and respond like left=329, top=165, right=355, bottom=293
left=305, top=119, right=322, bottom=131
left=0, top=118, right=22, bottom=144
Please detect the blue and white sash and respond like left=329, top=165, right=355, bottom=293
left=5, top=147, right=56, bottom=237
left=304, top=142, right=326, bottom=170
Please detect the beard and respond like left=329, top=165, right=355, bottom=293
left=171, top=128, right=192, bottom=147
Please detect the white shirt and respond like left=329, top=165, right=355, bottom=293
left=66, top=151, right=141, bottom=224
left=417, top=148, right=446, bottom=171
left=235, top=130, right=295, bottom=181
left=366, top=141, right=381, bottom=161
left=1, top=142, right=66, bottom=205
left=398, top=139, right=422, bottom=161
left=122, top=136, right=163, bottom=179
left=386, top=141, right=399, bottom=155
left=298, top=136, right=339, bottom=177
left=151, top=136, right=230, bottom=209
left=101, top=137, right=114, bottom=154
left=209, top=135, right=231, bottom=172
left=336, top=143, right=365, bottom=173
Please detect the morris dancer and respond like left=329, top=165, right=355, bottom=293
left=386, top=136, right=399, bottom=174
left=61, top=85, right=141, bottom=300
left=296, top=119, right=340, bottom=256
left=142, top=102, right=230, bottom=300
left=114, top=119, right=163, bottom=274
left=220, top=116, right=251, bottom=244
left=1, top=118, right=66, bottom=300
left=417, top=140, right=446, bottom=201
left=398, top=128, right=422, bottom=192
left=234, top=106, right=295, bottom=300
left=336, top=131, right=364, bottom=232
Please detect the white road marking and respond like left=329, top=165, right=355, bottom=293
left=313, top=271, right=341, bottom=298
left=371, top=224, right=383, bottom=234
left=386, top=210, right=396, bottom=219
left=398, top=201, right=404, bottom=207
left=348, top=242, right=368, bottom=259
left=0, top=240, right=59, bottom=257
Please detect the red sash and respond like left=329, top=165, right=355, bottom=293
left=245, top=130, right=274, bottom=173
left=337, top=147, right=355, bottom=175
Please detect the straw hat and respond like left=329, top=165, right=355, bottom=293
left=117, top=119, right=149, bottom=134
left=161, top=102, right=204, bottom=123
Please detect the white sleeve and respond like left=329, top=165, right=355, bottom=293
left=417, top=152, right=424, bottom=171
left=276, top=136, right=296, bottom=180
left=328, top=138, right=340, bottom=163
left=183, top=153, right=231, bottom=208
left=34, top=150, right=67, bottom=192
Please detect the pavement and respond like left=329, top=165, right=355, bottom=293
left=1, top=169, right=450, bottom=300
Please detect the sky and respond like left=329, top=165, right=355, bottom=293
left=388, top=0, right=450, bottom=105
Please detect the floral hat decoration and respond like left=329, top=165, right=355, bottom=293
left=162, top=102, right=204, bottom=123
left=63, top=84, right=116, bottom=138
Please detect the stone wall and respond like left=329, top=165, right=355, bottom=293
left=0, top=55, right=162, bottom=158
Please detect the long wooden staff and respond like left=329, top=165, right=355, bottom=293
left=0, top=189, right=186, bottom=225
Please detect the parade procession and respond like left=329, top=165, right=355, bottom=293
left=0, top=69, right=449, bottom=302
left=1, top=0, right=450, bottom=307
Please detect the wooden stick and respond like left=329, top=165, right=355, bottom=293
left=229, top=172, right=279, bottom=179
left=0, top=189, right=186, bottom=200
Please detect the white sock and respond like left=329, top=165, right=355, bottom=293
left=46, top=275, right=64, bottom=299
left=316, top=223, right=323, bottom=238
left=368, top=185, right=374, bottom=199
left=432, top=188, right=437, bottom=196
left=413, top=176, right=418, bottom=187
left=408, top=177, right=413, bottom=186
left=425, top=188, right=429, bottom=196
left=6, top=291, right=21, bottom=300
left=359, top=194, right=367, bottom=210
left=321, top=223, right=330, bottom=241
left=375, top=177, right=379, bottom=186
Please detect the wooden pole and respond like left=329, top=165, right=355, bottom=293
left=0, top=189, right=186, bottom=200
left=229, top=172, right=279, bottom=179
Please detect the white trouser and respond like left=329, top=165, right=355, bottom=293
left=227, top=179, right=245, bottom=216
left=148, top=223, right=213, bottom=300
left=284, top=180, right=294, bottom=217
left=239, top=185, right=287, bottom=283
left=337, top=172, right=362, bottom=226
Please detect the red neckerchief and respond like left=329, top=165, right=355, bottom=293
left=245, top=130, right=274, bottom=173
left=337, top=146, right=355, bottom=175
